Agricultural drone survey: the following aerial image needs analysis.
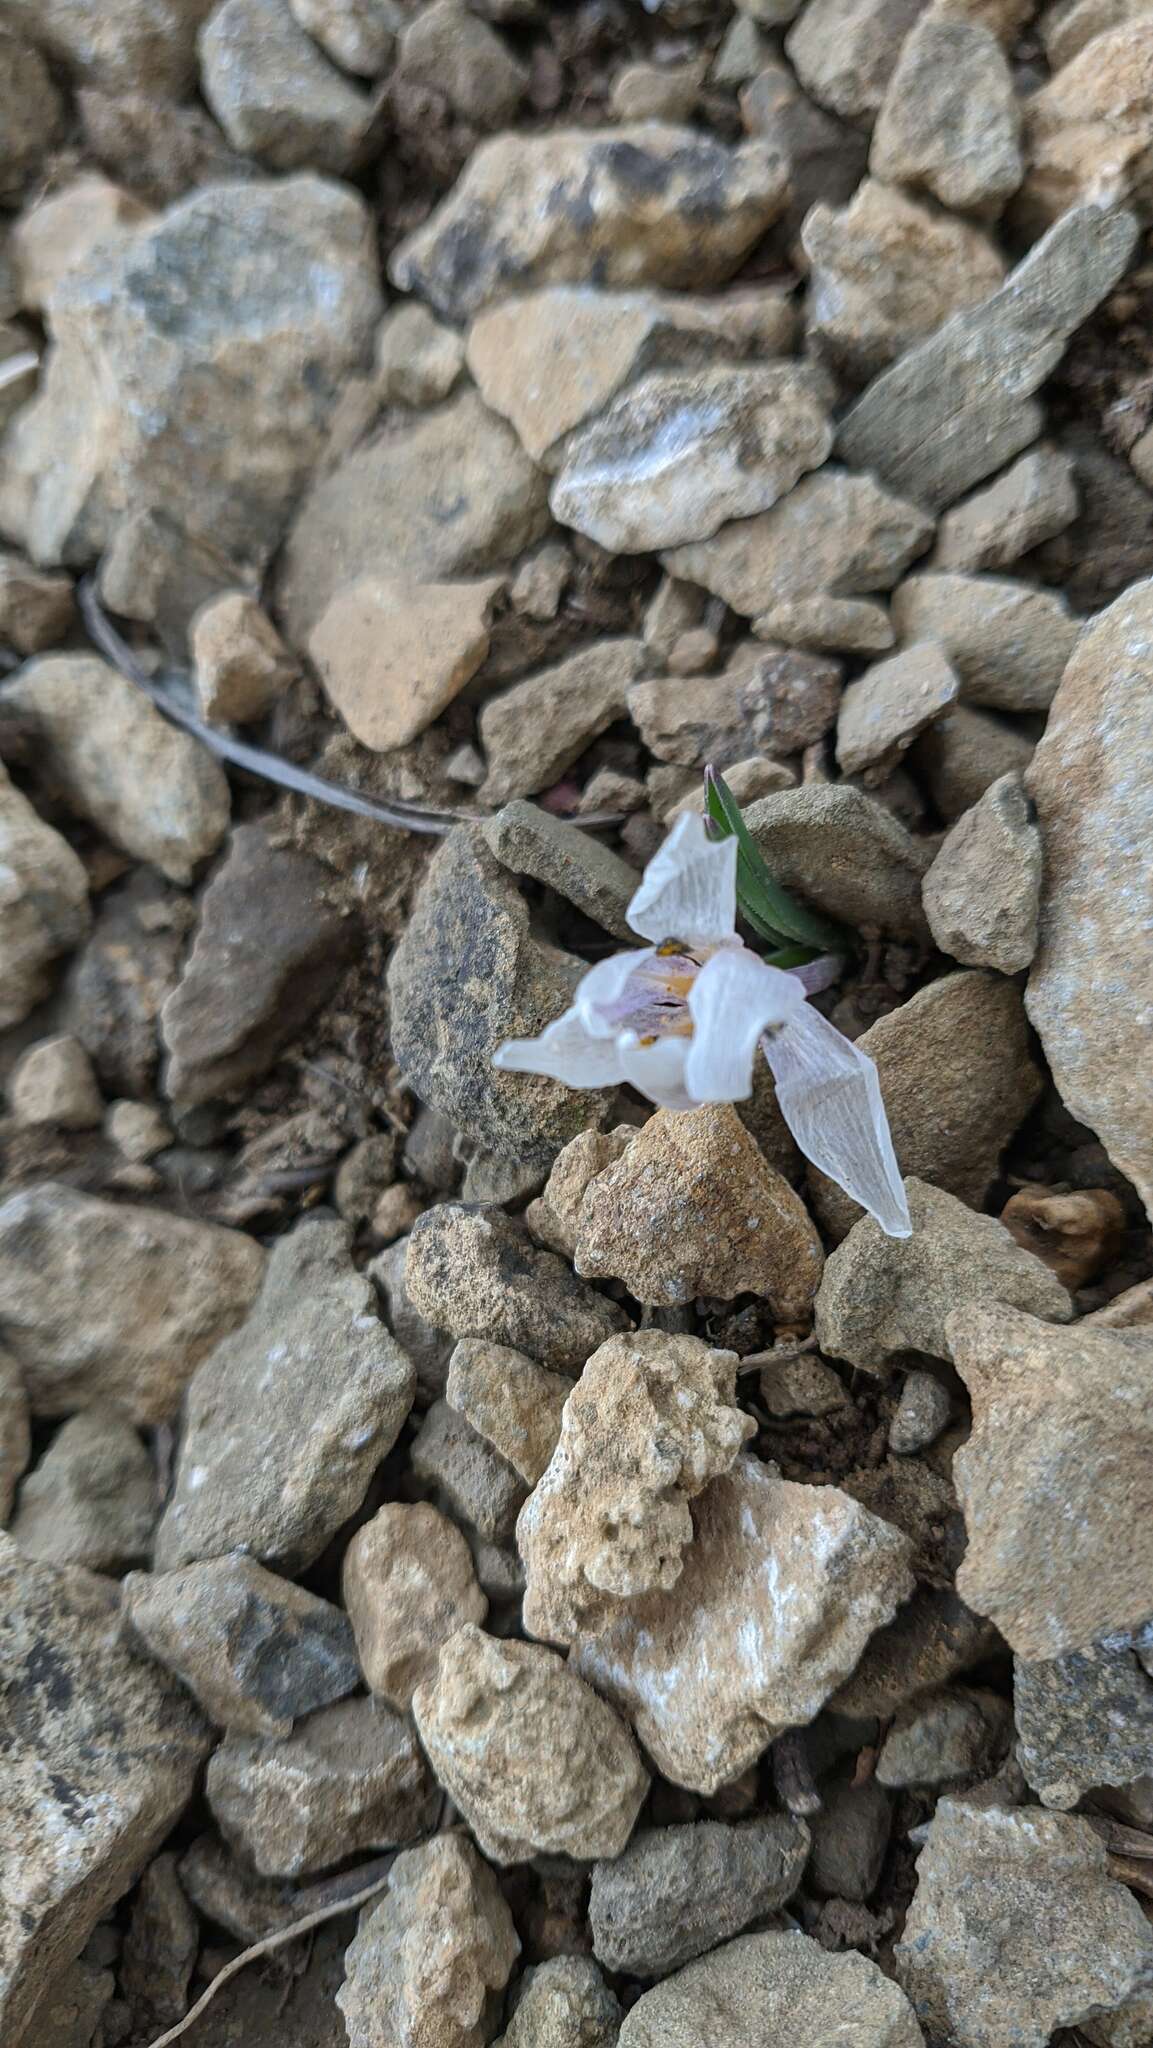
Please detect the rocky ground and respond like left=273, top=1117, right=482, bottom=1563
left=0, top=0, right=1152, bottom=2044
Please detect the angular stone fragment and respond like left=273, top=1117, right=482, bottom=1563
left=589, top=1817, right=809, bottom=1978
left=122, top=1555, right=361, bottom=1737
left=838, top=203, right=1139, bottom=511
left=739, top=61, right=869, bottom=239
left=0, top=552, right=75, bottom=653
left=199, top=0, right=376, bottom=173
left=3, top=0, right=217, bottom=95
left=835, top=642, right=959, bottom=781
left=479, top=639, right=645, bottom=806
left=411, top=1400, right=528, bottom=1545
left=786, top=0, right=931, bottom=120
left=831, top=1586, right=1000, bottom=1718
left=374, top=302, right=463, bottom=406
left=337, top=1833, right=519, bottom=2048
left=0, top=762, right=91, bottom=1030
left=309, top=573, right=503, bottom=752
left=1025, top=579, right=1153, bottom=1220
left=870, top=12, right=1023, bottom=216
left=389, top=126, right=788, bottom=322
left=0, top=1183, right=263, bottom=1426
left=620, top=1930, right=925, bottom=2048
left=407, top=1204, right=628, bottom=1370
left=154, top=1219, right=414, bottom=1571
left=5, top=655, right=229, bottom=884
left=342, top=1501, right=487, bottom=1708
left=895, top=1799, right=1153, bottom=2048
left=807, top=1773, right=892, bottom=1900
left=11, top=1408, right=155, bottom=1571
left=525, top=1126, right=636, bottom=1258
left=744, top=783, right=931, bottom=938
left=1019, top=20, right=1153, bottom=232
left=447, top=1339, right=570, bottom=1487
left=120, top=1852, right=198, bottom=2036
left=190, top=591, right=296, bottom=726
left=393, top=0, right=527, bottom=126
left=1015, top=1641, right=1153, bottom=1808
left=630, top=644, right=842, bottom=769
left=815, top=1178, right=1070, bottom=1371
left=923, top=771, right=1042, bottom=971
left=481, top=803, right=638, bottom=942
left=573, top=1106, right=824, bottom=1324
left=0, top=1347, right=29, bottom=1527
left=573, top=1455, right=913, bottom=1793
left=8, top=1036, right=103, bottom=1131
left=892, top=572, right=1078, bottom=712
left=913, top=701, right=1036, bottom=821
left=930, top=446, right=1079, bottom=570
left=496, top=1956, right=621, bottom=2048
left=949, top=1303, right=1153, bottom=1659
left=288, top=0, right=399, bottom=74
left=875, top=1685, right=1013, bottom=1787
left=890, top=1367, right=954, bottom=1453
left=414, top=1624, right=649, bottom=1863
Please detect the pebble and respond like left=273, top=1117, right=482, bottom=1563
left=744, top=783, right=931, bottom=938
left=0, top=1345, right=29, bottom=1524
left=480, top=801, right=639, bottom=941
left=550, top=365, right=832, bottom=553
left=122, top=1554, right=361, bottom=1736
left=0, top=761, right=91, bottom=1028
left=890, top=1368, right=954, bottom=1454
left=573, top=1455, right=913, bottom=1793
left=815, top=1177, right=1070, bottom=1371
left=714, top=14, right=771, bottom=82
left=1019, top=19, right=1153, bottom=231
left=414, top=1623, right=650, bottom=1863
left=1014, top=1640, right=1153, bottom=1808
left=206, top=1696, right=436, bottom=1877
left=509, top=541, right=573, bottom=621
left=199, top=0, right=377, bottom=172
left=374, top=302, right=463, bottom=408
left=786, top=0, right=932, bottom=122
left=407, top=1202, right=629, bottom=1370
left=913, top=701, right=1036, bottom=822
left=496, top=1956, right=622, bottom=2048
left=342, top=1500, right=488, bottom=1707
left=119, top=1853, right=198, bottom=2036
left=526, top=1125, right=636, bottom=1258
left=479, top=638, right=645, bottom=805
left=758, top=1351, right=849, bottom=1417
left=803, top=180, right=1006, bottom=382
left=5, top=654, right=229, bottom=885
left=10, top=1405, right=153, bottom=1576
left=153, top=1217, right=414, bottom=1570
left=892, top=572, right=1079, bottom=712
left=7, top=1035, right=104, bottom=1130
left=619, top=1929, right=925, bottom=2047
left=930, top=445, right=1079, bottom=571
left=11, top=175, right=151, bottom=314
left=589, top=1817, right=809, bottom=1978
left=838, top=203, right=1139, bottom=512
left=807, top=1774, right=892, bottom=1900
left=309, top=572, right=504, bottom=751
left=0, top=30, right=64, bottom=200
left=411, top=1398, right=528, bottom=1544
left=739, top=62, right=868, bottom=239
left=1025, top=578, right=1153, bottom=1222
left=63, top=870, right=194, bottom=1100
left=389, top=125, right=787, bottom=321
left=520, top=1330, right=753, bottom=1643
left=923, top=770, right=1042, bottom=971
left=190, top=591, right=297, bottom=726
left=333, top=1133, right=398, bottom=1228
left=288, top=0, right=400, bottom=73
left=869, top=11, right=1023, bottom=216
left=0, top=551, right=75, bottom=653
left=895, top=1799, right=1153, bottom=2048
left=446, top=1338, right=570, bottom=1486
left=573, top=1105, right=825, bottom=1324
left=876, top=1685, right=1013, bottom=1788
left=370, top=1233, right=453, bottom=1399
left=1001, top=1184, right=1125, bottom=1292
left=949, top=1303, right=1153, bottom=1659
left=97, top=505, right=247, bottom=652
left=394, top=0, right=527, bottom=126
left=670, top=754, right=797, bottom=813
left=0, top=1182, right=263, bottom=1426
left=337, top=1833, right=520, bottom=2048
left=611, top=55, right=705, bottom=121
left=835, top=642, right=960, bottom=782
left=655, top=642, right=843, bottom=765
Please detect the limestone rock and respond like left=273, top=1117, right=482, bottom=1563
left=375, top=302, right=463, bottom=406
left=160, top=822, right=359, bottom=1106
left=342, top=1500, right=487, bottom=1708
left=413, top=1624, right=649, bottom=1864
left=913, top=701, right=1036, bottom=822
left=786, top=0, right=932, bottom=121
left=838, top=203, right=1139, bottom=512
left=0, top=1183, right=263, bottom=1426
left=11, top=176, right=151, bottom=316
left=1015, top=1641, right=1153, bottom=1808
left=289, top=0, right=399, bottom=72
left=890, top=1368, right=954, bottom=1453
left=619, top=1930, right=925, bottom=2048
left=519, top=1330, right=752, bottom=1644
left=62, top=868, right=192, bottom=1100
left=589, top=1817, right=809, bottom=1978
left=10, top=1408, right=155, bottom=1571
left=870, top=12, right=1023, bottom=216
left=479, top=639, right=645, bottom=806
left=0, top=31, right=64, bottom=200
left=393, top=0, right=527, bottom=126
left=892, top=572, right=1078, bottom=712
left=191, top=592, right=296, bottom=726
left=550, top=366, right=832, bottom=554
left=664, top=466, right=933, bottom=622
left=807, top=1774, right=892, bottom=1900
left=389, top=126, right=788, bottom=322
left=122, top=1555, right=361, bottom=1736
left=739, top=61, right=869, bottom=240
left=447, top=1339, right=570, bottom=1486
left=631, top=643, right=841, bottom=770
left=1001, top=1184, right=1125, bottom=1292
left=495, top=1956, right=621, bottom=2048
left=407, top=1203, right=628, bottom=1371
left=611, top=55, right=704, bottom=121
left=807, top=972, right=1043, bottom=1237
left=97, top=505, right=246, bottom=651
left=1019, top=19, right=1153, bottom=232
left=3, top=0, right=217, bottom=93
left=573, top=1105, right=824, bottom=1325
left=0, top=177, right=381, bottom=575
left=949, top=1303, right=1153, bottom=1659
left=0, top=1539, right=210, bottom=2046
left=5, top=655, right=229, bottom=884
left=481, top=804, right=639, bottom=942
left=835, top=642, right=959, bottom=782
left=0, top=762, right=91, bottom=1029
left=154, top=1218, right=414, bottom=1571
left=337, top=1832, right=519, bottom=2048
left=573, top=1455, right=914, bottom=1793
left=526, top=1126, right=636, bottom=1258
left=930, top=445, right=1079, bottom=570
left=895, top=1799, right=1153, bottom=2048
left=199, top=0, right=376, bottom=173
left=0, top=553, right=75, bottom=653
left=815, top=1178, right=1070, bottom=1371
left=119, top=1852, right=198, bottom=2036
left=744, top=783, right=931, bottom=938
left=309, top=573, right=503, bottom=752
left=875, top=1685, right=1013, bottom=1787
left=411, top=1399, right=528, bottom=1545
left=7, top=1036, right=103, bottom=1131
left=923, top=771, right=1042, bottom=971
left=1025, top=578, right=1153, bottom=1221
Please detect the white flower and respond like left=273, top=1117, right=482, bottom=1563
left=494, top=811, right=912, bottom=1238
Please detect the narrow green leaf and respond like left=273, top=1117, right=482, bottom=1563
left=705, top=767, right=850, bottom=954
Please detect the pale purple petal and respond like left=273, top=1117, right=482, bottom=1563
left=627, top=811, right=738, bottom=947
left=762, top=1003, right=911, bottom=1238
left=494, top=1007, right=627, bottom=1088
left=574, top=947, right=660, bottom=1037
left=684, top=945, right=806, bottom=1104
left=786, top=953, right=844, bottom=997
left=617, top=1031, right=696, bottom=1111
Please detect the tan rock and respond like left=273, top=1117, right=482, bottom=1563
left=519, top=1331, right=753, bottom=1644
left=611, top=56, right=705, bottom=122
left=342, top=1501, right=487, bottom=1708
left=1000, top=1184, right=1125, bottom=1292
left=786, top=0, right=932, bottom=120
left=371, top=1183, right=425, bottom=1243
left=804, top=182, right=1006, bottom=384
left=892, top=572, right=1078, bottom=712
left=1041, top=0, right=1148, bottom=66
left=739, top=59, right=869, bottom=239
left=922, top=770, right=1042, bottom=971
left=670, top=755, right=797, bottom=815
left=620, top=1930, right=925, bottom=2048
left=573, top=1455, right=914, bottom=1793
left=414, top=1624, right=649, bottom=1863
left=744, top=783, right=932, bottom=938
left=407, top=1202, right=629, bottom=1371
left=815, top=1177, right=1071, bottom=1371
left=11, top=175, right=151, bottom=313
left=1019, top=19, right=1153, bottom=231
left=526, top=1125, right=637, bottom=1257
left=393, top=0, right=527, bottom=127
left=288, top=0, right=399, bottom=75
left=913, top=701, right=1036, bottom=822
left=10, top=1406, right=155, bottom=1571
left=930, top=446, right=1079, bottom=571
left=191, top=591, right=296, bottom=725
left=495, top=1956, right=621, bottom=2048
left=949, top=1303, right=1153, bottom=1657
left=447, top=1339, right=570, bottom=1487
left=374, top=301, right=464, bottom=406
left=756, top=592, right=895, bottom=654
left=479, top=638, right=644, bottom=806
left=199, top=0, right=377, bottom=174
left=574, top=1105, right=824, bottom=1326
left=7, top=1035, right=103, bottom=1130
left=870, top=12, right=1023, bottom=216
left=835, top=642, right=959, bottom=782
left=0, top=552, right=75, bottom=653
left=309, top=574, right=502, bottom=751
left=0, top=30, right=64, bottom=201
left=1025, top=578, right=1153, bottom=1221
left=0, top=761, right=90, bottom=1027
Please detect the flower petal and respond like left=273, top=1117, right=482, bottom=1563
left=684, top=945, right=806, bottom=1104
left=761, top=1003, right=912, bottom=1238
left=627, top=811, right=738, bottom=947
left=575, top=947, right=659, bottom=1037
left=494, top=1007, right=627, bottom=1088
left=617, top=1031, right=696, bottom=1111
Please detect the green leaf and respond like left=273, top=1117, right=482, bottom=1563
left=705, top=767, right=850, bottom=955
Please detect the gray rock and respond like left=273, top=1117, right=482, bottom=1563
left=375, top=301, right=464, bottom=407
left=480, top=639, right=645, bottom=807
left=2, top=0, right=218, bottom=95
left=892, top=572, right=1078, bottom=712
left=807, top=1774, right=892, bottom=1900
left=288, top=0, right=400, bottom=73
left=0, top=761, right=91, bottom=1030
left=62, top=869, right=192, bottom=1099
left=481, top=802, right=638, bottom=941
left=10, top=1408, right=155, bottom=1571
left=838, top=203, right=1138, bottom=512
left=407, top=1203, right=629, bottom=1371
left=495, top=1956, right=621, bottom=2048
left=876, top=1685, right=1013, bottom=1788
left=835, top=642, right=959, bottom=782
left=154, top=1218, right=414, bottom=1571
left=119, top=1852, right=198, bottom=2036
left=619, top=1931, right=925, bottom=2048
left=889, top=1368, right=953, bottom=1454
left=930, top=445, right=1079, bottom=571
left=369, top=1235, right=453, bottom=1401
left=630, top=645, right=841, bottom=770
left=446, top=1339, right=570, bottom=1487
left=394, top=0, right=527, bottom=126
left=123, top=1555, right=361, bottom=1736
left=589, top=1816, right=809, bottom=1978
left=8, top=1036, right=103, bottom=1131
left=0, top=31, right=64, bottom=199
left=0, top=1182, right=264, bottom=1426
left=923, top=770, right=1042, bottom=972
left=869, top=12, right=1022, bottom=216
left=0, top=551, right=75, bottom=654
left=410, top=1398, right=527, bottom=1544
left=1015, top=1641, right=1153, bottom=1808
left=199, top=0, right=376, bottom=172
left=0, top=1345, right=29, bottom=1526
left=831, top=1587, right=1000, bottom=1719
left=739, top=61, right=868, bottom=240
left=912, top=702, right=1036, bottom=823
left=743, top=783, right=931, bottom=938
left=786, top=0, right=931, bottom=121
left=97, top=505, right=247, bottom=656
